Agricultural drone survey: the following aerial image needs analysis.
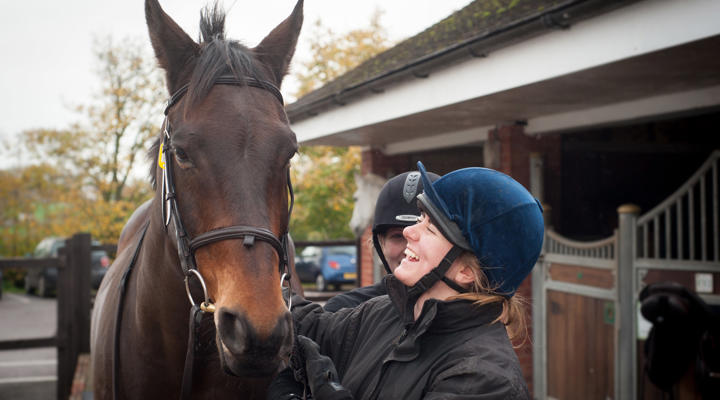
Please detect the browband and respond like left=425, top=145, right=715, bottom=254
left=164, top=76, right=284, bottom=115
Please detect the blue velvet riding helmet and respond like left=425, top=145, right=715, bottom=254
left=416, top=161, right=544, bottom=297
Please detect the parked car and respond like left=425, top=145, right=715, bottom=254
left=295, top=245, right=357, bottom=291
left=25, top=237, right=110, bottom=297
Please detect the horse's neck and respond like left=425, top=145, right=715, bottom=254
left=131, top=209, right=191, bottom=329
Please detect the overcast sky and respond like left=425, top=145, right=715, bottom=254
left=0, top=0, right=472, bottom=167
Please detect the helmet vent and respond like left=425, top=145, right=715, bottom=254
left=402, top=172, right=421, bottom=203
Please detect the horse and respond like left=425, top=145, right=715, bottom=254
left=91, top=1, right=304, bottom=399
left=348, top=173, right=385, bottom=237
left=640, top=282, right=720, bottom=399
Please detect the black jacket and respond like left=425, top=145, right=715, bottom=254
left=292, top=276, right=530, bottom=399
left=324, top=279, right=387, bottom=312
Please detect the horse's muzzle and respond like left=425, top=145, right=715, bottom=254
left=216, top=308, right=293, bottom=377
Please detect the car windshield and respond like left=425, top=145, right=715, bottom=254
left=326, top=246, right=355, bottom=256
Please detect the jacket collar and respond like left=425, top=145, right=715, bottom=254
left=385, top=275, right=502, bottom=330
left=384, top=275, right=503, bottom=362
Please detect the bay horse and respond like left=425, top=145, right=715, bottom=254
left=91, top=1, right=304, bottom=399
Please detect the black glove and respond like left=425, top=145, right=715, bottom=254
left=296, top=335, right=353, bottom=400
left=267, top=367, right=305, bottom=400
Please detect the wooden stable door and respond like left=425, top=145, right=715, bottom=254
left=547, top=290, right=615, bottom=399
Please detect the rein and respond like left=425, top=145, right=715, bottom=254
left=112, top=75, right=295, bottom=400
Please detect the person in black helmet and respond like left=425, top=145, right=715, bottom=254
left=324, top=170, right=440, bottom=312
left=268, top=162, right=544, bottom=400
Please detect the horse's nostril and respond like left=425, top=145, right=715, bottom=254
left=218, top=309, right=293, bottom=357
left=218, top=309, right=248, bottom=355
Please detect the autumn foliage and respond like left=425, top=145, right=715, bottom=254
left=1, top=12, right=393, bottom=255
left=289, top=10, right=392, bottom=241
left=1, top=37, right=163, bottom=256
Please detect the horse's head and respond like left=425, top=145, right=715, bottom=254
left=145, top=0, right=302, bottom=377
left=349, top=173, right=385, bottom=237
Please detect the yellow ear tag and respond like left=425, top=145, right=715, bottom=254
left=158, top=142, right=166, bottom=170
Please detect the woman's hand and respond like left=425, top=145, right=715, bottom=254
left=296, top=335, right=353, bottom=400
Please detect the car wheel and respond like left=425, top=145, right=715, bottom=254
left=315, top=274, right=326, bottom=292
left=38, top=276, right=47, bottom=298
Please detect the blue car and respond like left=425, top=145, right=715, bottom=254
left=295, top=245, right=357, bottom=291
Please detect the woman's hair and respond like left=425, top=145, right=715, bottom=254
left=449, top=251, right=529, bottom=346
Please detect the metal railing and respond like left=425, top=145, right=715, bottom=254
left=637, top=150, right=720, bottom=268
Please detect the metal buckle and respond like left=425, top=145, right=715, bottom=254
left=185, top=269, right=215, bottom=313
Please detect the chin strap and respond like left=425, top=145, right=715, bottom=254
left=372, top=233, right=393, bottom=275
left=406, top=245, right=468, bottom=300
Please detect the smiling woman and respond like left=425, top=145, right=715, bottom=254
left=276, top=161, right=545, bottom=399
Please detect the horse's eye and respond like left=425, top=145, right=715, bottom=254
left=174, top=148, right=187, bottom=159
left=173, top=147, right=190, bottom=163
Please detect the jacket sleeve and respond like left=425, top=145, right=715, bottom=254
left=290, top=295, right=368, bottom=374
left=323, top=281, right=386, bottom=312
left=423, top=356, right=530, bottom=400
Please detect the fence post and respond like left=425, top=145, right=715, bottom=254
left=532, top=259, right=547, bottom=399
left=57, top=233, right=91, bottom=400
left=617, top=204, right=640, bottom=400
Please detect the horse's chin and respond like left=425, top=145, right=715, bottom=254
left=218, top=347, right=286, bottom=378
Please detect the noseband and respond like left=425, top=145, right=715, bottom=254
left=159, top=75, right=294, bottom=313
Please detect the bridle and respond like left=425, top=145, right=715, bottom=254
left=112, top=74, right=295, bottom=400
left=159, top=75, right=295, bottom=314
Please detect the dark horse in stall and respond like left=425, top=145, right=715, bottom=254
left=91, top=1, right=304, bottom=398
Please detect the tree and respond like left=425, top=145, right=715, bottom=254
left=289, top=10, right=393, bottom=241
left=21, top=36, right=164, bottom=204
left=3, top=36, right=164, bottom=250
left=294, top=9, right=393, bottom=97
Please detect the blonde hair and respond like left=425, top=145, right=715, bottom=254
left=448, top=252, right=529, bottom=346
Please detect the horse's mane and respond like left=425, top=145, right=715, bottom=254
left=187, top=2, right=269, bottom=113
left=147, top=2, right=269, bottom=188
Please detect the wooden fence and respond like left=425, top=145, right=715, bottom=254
left=0, top=233, right=114, bottom=400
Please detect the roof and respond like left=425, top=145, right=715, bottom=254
left=287, top=0, right=582, bottom=119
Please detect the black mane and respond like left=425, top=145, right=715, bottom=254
left=186, top=2, right=267, bottom=113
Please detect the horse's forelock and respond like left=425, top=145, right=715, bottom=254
left=182, top=3, right=270, bottom=116
left=199, top=2, right=226, bottom=43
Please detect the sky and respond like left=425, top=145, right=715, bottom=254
left=0, top=0, right=472, bottom=167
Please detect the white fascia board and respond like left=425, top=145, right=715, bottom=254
left=383, top=125, right=492, bottom=155
left=526, top=85, right=720, bottom=135
left=292, top=0, right=720, bottom=144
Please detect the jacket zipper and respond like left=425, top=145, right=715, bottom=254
left=369, top=327, right=409, bottom=399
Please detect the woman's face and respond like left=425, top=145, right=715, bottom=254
left=379, top=226, right=407, bottom=272
left=394, top=213, right=453, bottom=287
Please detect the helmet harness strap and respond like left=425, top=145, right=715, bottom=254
left=406, top=245, right=468, bottom=300
left=372, top=233, right=394, bottom=275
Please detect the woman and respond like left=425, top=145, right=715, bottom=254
left=324, top=170, right=440, bottom=312
left=276, top=162, right=544, bottom=399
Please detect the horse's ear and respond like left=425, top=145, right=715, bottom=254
left=145, top=0, right=200, bottom=93
left=253, top=0, right=304, bottom=87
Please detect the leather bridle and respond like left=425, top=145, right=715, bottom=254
left=111, top=74, right=295, bottom=400
left=159, top=75, right=295, bottom=313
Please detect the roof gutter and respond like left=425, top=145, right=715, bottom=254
left=287, top=0, right=639, bottom=122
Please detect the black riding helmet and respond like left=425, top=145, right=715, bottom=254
left=372, top=171, right=441, bottom=274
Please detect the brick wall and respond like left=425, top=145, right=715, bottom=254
left=489, top=123, right=562, bottom=394
left=359, top=224, right=375, bottom=287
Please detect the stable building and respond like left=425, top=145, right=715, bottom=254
left=287, top=0, right=720, bottom=398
